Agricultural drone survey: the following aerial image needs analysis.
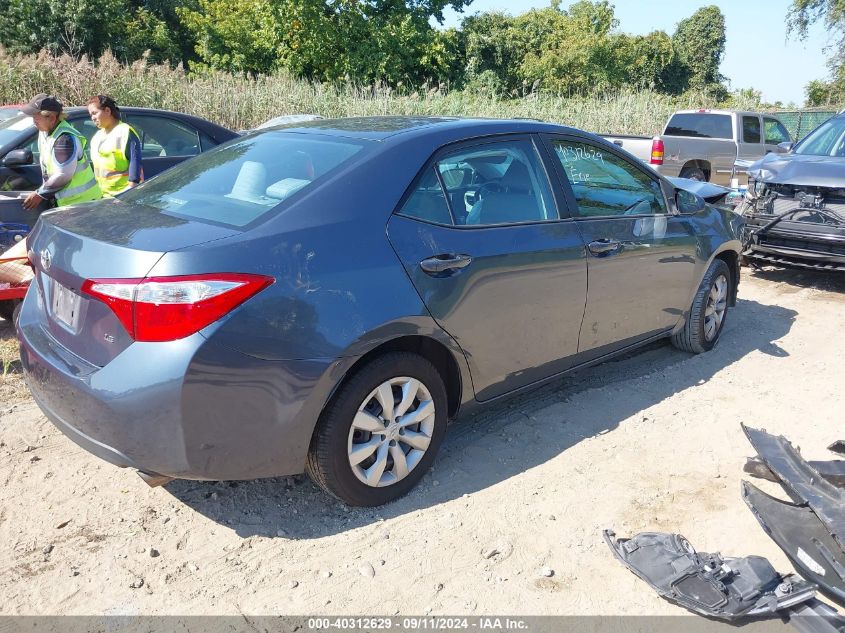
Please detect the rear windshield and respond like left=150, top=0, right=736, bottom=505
left=119, top=132, right=367, bottom=228
left=793, top=116, right=845, bottom=157
left=664, top=113, right=733, bottom=139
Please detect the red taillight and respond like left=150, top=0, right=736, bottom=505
left=650, top=137, right=664, bottom=165
left=82, top=273, right=274, bottom=342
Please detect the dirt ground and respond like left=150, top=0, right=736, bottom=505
left=0, top=266, right=843, bottom=618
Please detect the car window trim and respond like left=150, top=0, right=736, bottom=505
left=540, top=132, right=672, bottom=221
left=393, top=133, right=569, bottom=229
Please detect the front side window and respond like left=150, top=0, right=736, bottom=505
left=764, top=118, right=791, bottom=145
left=69, top=118, right=98, bottom=144
left=743, top=116, right=761, bottom=143
left=552, top=140, right=667, bottom=217
left=431, top=139, right=557, bottom=226
left=119, top=132, right=367, bottom=227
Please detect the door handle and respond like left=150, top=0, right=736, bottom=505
left=419, top=254, right=473, bottom=274
left=587, top=239, right=622, bottom=256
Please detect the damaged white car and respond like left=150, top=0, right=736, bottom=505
left=739, top=112, right=845, bottom=272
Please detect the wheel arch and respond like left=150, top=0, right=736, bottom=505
left=680, top=159, right=711, bottom=181
left=328, top=334, right=466, bottom=421
left=713, top=248, right=740, bottom=306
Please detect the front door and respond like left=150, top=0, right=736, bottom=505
left=387, top=136, right=588, bottom=401
left=543, top=135, right=698, bottom=359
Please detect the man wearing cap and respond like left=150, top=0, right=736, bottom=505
left=21, top=94, right=101, bottom=210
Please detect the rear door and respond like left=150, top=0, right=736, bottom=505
left=387, top=135, right=588, bottom=401
left=543, top=134, right=698, bottom=359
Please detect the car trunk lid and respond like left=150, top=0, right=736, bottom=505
left=25, top=200, right=241, bottom=366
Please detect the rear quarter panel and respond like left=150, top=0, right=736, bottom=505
left=600, top=135, right=653, bottom=163
left=661, top=137, right=738, bottom=185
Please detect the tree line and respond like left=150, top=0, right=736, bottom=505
left=0, top=0, right=839, bottom=105
left=0, top=1, right=727, bottom=96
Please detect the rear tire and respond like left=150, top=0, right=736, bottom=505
left=672, top=259, right=731, bottom=354
left=680, top=165, right=707, bottom=182
left=306, top=352, right=448, bottom=506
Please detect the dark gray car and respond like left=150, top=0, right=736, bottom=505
left=0, top=107, right=237, bottom=227
left=17, top=117, right=742, bottom=506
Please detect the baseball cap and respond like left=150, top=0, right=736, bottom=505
left=21, top=94, right=63, bottom=115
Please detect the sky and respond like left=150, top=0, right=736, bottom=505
left=439, top=0, right=832, bottom=106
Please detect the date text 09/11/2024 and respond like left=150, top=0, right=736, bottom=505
left=306, top=617, right=529, bottom=630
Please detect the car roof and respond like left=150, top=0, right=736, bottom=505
left=259, top=115, right=583, bottom=143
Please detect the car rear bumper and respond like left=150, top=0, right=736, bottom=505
left=17, top=293, right=338, bottom=481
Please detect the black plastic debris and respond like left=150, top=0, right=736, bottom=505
left=789, top=599, right=845, bottom=633
left=604, top=530, right=816, bottom=620
left=743, top=425, right=845, bottom=550
left=745, top=456, right=845, bottom=489
left=743, top=480, right=845, bottom=606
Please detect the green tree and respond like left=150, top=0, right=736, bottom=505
left=672, top=5, right=726, bottom=90
left=462, top=11, right=520, bottom=91
left=0, top=0, right=197, bottom=64
left=614, top=31, right=682, bottom=93
left=180, top=0, right=471, bottom=86
left=787, top=1, right=845, bottom=105
left=788, top=0, right=845, bottom=55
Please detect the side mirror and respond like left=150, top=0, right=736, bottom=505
left=675, top=189, right=706, bottom=214
left=776, top=141, right=793, bottom=153
left=1, top=148, right=34, bottom=167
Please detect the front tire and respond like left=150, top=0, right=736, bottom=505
left=672, top=259, right=732, bottom=354
left=306, top=352, right=448, bottom=506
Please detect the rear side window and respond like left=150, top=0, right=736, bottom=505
left=398, top=167, right=453, bottom=225
left=665, top=113, right=733, bottom=139
left=742, top=116, right=761, bottom=143
left=119, top=132, right=366, bottom=227
left=124, top=115, right=201, bottom=157
left=398, top=139, right=557, bottom=227
left=764, top=118, right=791, bottom=144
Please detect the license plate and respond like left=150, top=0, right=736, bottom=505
left=52, top=281, right=82, bottom=330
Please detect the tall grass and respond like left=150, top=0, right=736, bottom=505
left=0, top=49, right=764, bottom=135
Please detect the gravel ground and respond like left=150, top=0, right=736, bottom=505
left=0, top=266, right=843, bottom=620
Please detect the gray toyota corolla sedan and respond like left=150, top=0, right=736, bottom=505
left=17, top=117, right=742, bottom=506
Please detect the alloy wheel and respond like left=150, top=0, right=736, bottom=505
left=347, top=377, right=435, bottom=488
left=704, top=274, right=728, bottom=342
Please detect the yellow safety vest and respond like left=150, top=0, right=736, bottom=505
left=38, top=121, right=101, bottom=207
left=90, top=122, right=141, bottom=197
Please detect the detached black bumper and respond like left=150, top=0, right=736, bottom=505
left=742, top=215, right=845, bottom=272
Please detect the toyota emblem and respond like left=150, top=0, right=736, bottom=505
left=40, top=248, right=52, bottom=271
